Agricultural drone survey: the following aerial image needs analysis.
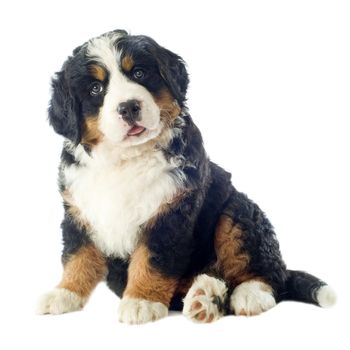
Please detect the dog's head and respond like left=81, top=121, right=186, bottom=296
left=49, top=30, right=189, bottom=149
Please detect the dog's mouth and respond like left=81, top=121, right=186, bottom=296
left=127, top=125, right=146, bottom=136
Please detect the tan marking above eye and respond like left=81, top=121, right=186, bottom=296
left=88, top=64, right=106, bottom=81
left=121, top=55, right=135, bottom=72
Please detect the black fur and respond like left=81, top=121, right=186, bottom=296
left=106, top=258, right=129, bottom=298
left=49, top=68, right=81, bottom=144
left=60, top=212, right=91, bottom=264
left=280, top=270, right=327, bottom=305
left=223, top=189, right=288, bottom=291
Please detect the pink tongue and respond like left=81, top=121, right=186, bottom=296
left=127, top=125, right=145, bottom=136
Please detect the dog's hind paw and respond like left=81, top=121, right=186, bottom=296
left=183, top=274, right=227, bottom=323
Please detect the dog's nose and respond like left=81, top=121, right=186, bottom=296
left=117, top=99, right=141, bottom=125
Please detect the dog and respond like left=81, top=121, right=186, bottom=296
left=37, top=29, right=336, bottom=324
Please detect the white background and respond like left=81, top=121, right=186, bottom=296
left=1, top=0, right=349, bottom=349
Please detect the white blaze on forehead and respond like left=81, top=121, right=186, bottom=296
left=86, top=33, right=161, bottom=147
left=87, top=32, right=123, bottom=68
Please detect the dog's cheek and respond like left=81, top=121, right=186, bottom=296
left=153, top=89, right=181, bottom=126
left=81, top=115, right=104, bottom=147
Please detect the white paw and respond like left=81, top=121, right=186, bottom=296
left=118, top=297, right=168, bottom=324
left=230, top=280, right=276, bottom=316
left=37, top=288, right=86, bottom=315
left=183, top=274, right=227, bottom=323
left=316, top=285, right=337, bottom=308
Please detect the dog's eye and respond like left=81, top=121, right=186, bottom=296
left=133, top=68, right=145, bottom=80
left=90, top=82, right=104, bottom=96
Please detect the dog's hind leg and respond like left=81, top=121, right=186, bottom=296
left=212, top=213, right=280, bottom=316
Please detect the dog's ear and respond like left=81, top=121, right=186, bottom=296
left=157, top=48, right=189, bottom=107
left=48, top=59, right=81, bottom=144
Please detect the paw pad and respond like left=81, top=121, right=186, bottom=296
left=194, top=289, right=205, bottom=296
left=183, top=274, right=227, bottom=323
left=190, top=300, right=203, bottom=311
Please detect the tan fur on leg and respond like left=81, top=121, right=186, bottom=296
left=123, top=245, right=178, bottom=306
left=58, top=244, right=107, bottom=298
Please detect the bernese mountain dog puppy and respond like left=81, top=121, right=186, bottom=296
left=37, top=29, right=336, bottom=324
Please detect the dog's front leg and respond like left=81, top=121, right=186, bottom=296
left=118, top=244, right=178, bottom=324
left=118, top=191, right=203, bottom=324
left=37, top=243, right=107, bottom=315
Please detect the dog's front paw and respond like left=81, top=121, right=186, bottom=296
left=118, top=297, right=168, bottom=324
left=37, top=288, right=86, bottom=315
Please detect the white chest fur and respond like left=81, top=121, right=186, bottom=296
left=63, top=146, right=180, bottom=258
